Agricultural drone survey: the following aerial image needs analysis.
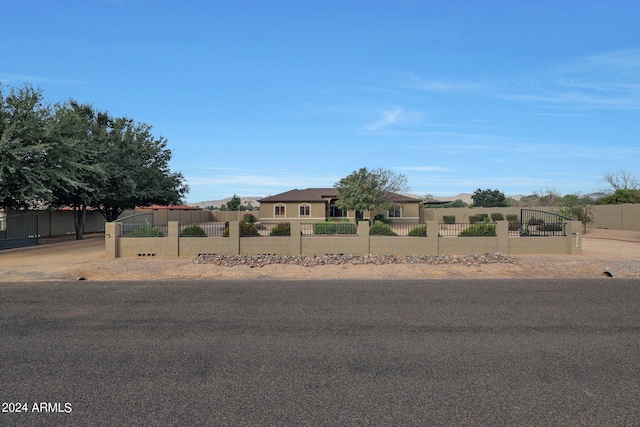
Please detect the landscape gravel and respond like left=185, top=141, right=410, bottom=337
left=194, top=252, right=517, bottom=268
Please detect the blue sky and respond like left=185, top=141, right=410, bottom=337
left=2, top=0, right=639, bottom=202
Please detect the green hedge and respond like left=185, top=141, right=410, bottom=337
left=490, top=213, right=504, bottom=222
left=443, top=215, right=456, bottom=224
left=313, top=222, right=357, bottom=235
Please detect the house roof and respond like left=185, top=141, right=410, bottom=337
left=258, top=188, right=338, bottom=203
left=258, top=188, right=420, bottom=203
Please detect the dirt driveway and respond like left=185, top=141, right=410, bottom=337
left=1, top=229, right=639, bottom=282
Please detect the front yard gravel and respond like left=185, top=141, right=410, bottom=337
left=194, top=252, right=517, bottom=268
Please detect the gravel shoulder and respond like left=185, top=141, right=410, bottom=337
left=1, top=229, right=639, bottom=282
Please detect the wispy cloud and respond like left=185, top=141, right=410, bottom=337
left=398, top=75, right=486, bottom=93
left=499, top=48, right=640, bottom=110
left=363, top=107, right=423, bottom=131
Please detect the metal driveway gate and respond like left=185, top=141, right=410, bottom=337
left=0, top=213, right=39, bottom=250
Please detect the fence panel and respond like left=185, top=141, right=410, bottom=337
left=389, top=223, right=427, bottom=236
left=0, top=213, right=39, bottom=250
left=438, top=223, right=497, bottom=237
left=302, top=222, right=358, bottom=236
left=179, top=223, right=226, bottom=237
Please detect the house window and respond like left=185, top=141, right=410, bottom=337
left=299, top=204, right=310, bottom=217
left=388, top=205, right=402, bottom=218
left=329, top=204, right=347, bottom=218
left=275, top=204, right=286, bottom=217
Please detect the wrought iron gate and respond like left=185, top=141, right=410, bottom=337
left=0, top=213, right=39, bottom=250
left=519, top=209, right=573, bottom=237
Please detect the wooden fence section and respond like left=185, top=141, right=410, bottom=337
left=105, top=221, right=582, bottom=258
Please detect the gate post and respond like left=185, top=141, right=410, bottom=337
left=168, top=221, right=179, bottom=257
left=358, top=221, right=370, bottom=255
left=105, top=222, right=120, bottom=258
left=496, top=221, right=509, bottom=254
left=229, top=221, right=240, bottom=255
left=426, top=221, right=439, bottom=255
left=566, top=221, right=582, bottom=255
left=290, top=221, right=301, bottom=255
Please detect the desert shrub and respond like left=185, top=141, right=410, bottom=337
left=469, top=214, right=482, bottom=224
left=443, top=215, right=456, bottom=224
left=180, top=225, right=207, bottom=237
left=240, top=221, right=259, bottom=236
left=369, top=223, right=396, bottom=236
left=270, top=222, right=290, bottom=236
left=407, top=225, right=427, bottom=236
left=459, top=223, right=496, bottom=236
left=373, top=214, right=392, bottom=224
left=490, top=213, right=504, bottom=222
left=130, top=223, right=164, bottom=237
left=222, top=220, right=260, bottom=237
left=243, top=213, right=256, bottom=223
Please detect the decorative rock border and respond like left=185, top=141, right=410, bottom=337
left=194, top=253, right=517, bottom=268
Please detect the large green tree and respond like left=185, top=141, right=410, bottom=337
left=471, top=188, right=508, bottom=207
left=95, top=116, right=188, bottom=222
left=48, top=100, right=106, bottom=239
left=598, top=189, right=640, bottom=204
left=1, top=83, right=189, bottom=233
left=0, top=84, right=53, bottom=209
left=334, top=167, right=409, bottom=219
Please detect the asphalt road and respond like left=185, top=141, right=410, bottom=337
left=1, top=279, right=639, bottom=426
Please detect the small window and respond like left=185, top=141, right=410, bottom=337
left=388, top=205, right=402, bottom=218
left=299, top=204, right=310, bottom=217
left=275, top=204, right=286, bottom=217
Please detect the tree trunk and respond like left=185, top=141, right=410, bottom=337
left=73, top=204, right=87, bottom=240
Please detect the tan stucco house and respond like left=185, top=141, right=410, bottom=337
left=258, top=188, right=421, bottom=223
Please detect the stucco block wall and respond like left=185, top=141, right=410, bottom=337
left=369, top=237, right=436, bottom=255
left=106, top=220, right=582, bottom=258
left=507, top=237, right=568, bottom=254
left=241, top=237, right=292, bottom=255
left=119, top=237, right=174, bottom=257
left=588, top=204, right=640, bottom=231
left=438, top=237, right=498, bottom=255
left=301, top=237, right=361, bottom=255
left=179, top=237, right=239, bottom=256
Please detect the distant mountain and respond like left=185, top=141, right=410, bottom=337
left=188, top=197, right=262, bottom=209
